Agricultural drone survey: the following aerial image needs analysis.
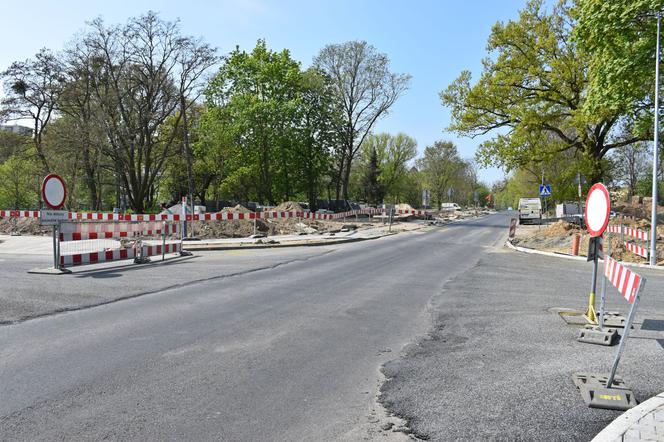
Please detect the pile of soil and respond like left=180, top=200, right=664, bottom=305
left=0, top=217, right=50, bottom=235
left=275, top=201, right=304, bottom=212
left=220, top=204, right=251, bottom=214
left=395, top=203, right=415, bottom=212
left=540, top=220, right=580, bottom=237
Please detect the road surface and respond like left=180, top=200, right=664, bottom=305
left=0, top=215, right=507, bottom=441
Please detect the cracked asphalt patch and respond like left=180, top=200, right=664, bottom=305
left=380, top=249, right=664, bottom=441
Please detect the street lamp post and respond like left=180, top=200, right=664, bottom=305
left=650, top=11, right=661, bottom=266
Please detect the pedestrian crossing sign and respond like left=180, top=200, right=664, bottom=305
left=539, top=184, right=551, bottom=197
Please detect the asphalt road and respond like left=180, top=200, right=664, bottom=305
left=381, top=225, right=664, bottom=441
left=0, top=215, right=508, bottom=441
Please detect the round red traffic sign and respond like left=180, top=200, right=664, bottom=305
left=584, top=183, right=610, bottom=237
left=41, top=174, right=67, bottom=209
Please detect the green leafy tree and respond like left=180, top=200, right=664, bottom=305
left=361, top=147, right=384, bottom=205
left=574, top=0, right=661, bottom=117
left=355, top=133, right=417, bottom=203
left=441, top=0, right=642, bottom=184
left=417, top=141, right=469, bottom=208
left=0, top=155, right=38, bottom=208
left=314, top=41, right=411, bottom=200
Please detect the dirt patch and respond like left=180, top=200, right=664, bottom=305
left=220, top=204, right=251, bottom=214
left=274, top=201, right=304, bottom=212
left=0, top=217, right=50, bottom=235
left=513, top=221, right=653, bottom=263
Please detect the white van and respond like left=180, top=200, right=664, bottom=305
left=441, top=202, right=461, bottom=211
left=518, top=198, right=542, bottom=224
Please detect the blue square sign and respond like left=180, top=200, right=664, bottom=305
left=539, top=184, right=551, bottom=197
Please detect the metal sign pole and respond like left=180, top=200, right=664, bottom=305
left=606, top=280, right=645, bottom=388
left=52, top=224, right=58, bottom=269
left=599, top=234, right=610, bottom=331
left=585, top=237, right=599, bottom=324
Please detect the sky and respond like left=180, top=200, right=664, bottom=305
left=0, top=0, right=528, bottom=185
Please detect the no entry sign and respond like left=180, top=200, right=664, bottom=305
left=41, top=174, right=67, bottom=209
left=585, top=183, right=610, bottom=237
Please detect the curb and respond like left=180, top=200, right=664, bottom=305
left=505, top=240, right=664, bottom=271
left=591, top=392, right=664, bottom=442
left=182, top=231, right=399, bottom=251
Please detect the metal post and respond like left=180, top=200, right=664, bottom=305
left=650, top=11, right=661, bottom=266
left=599, top=234, right=610, bottom=331
left=162, top=221, right=166, bottom=261
left=56, top=222, right=61, bottom=269
left=253, top=214, right=257, bottom=236
left=585, top=237, right=599, bottom=324
left=52, top=224, right=58, bottom=269
left=606, top=280, right=645, bottom=388
left=389, top=208, right=393, bottom=232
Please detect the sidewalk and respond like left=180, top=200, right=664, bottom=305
left=593, top=393, right=664, bottom=441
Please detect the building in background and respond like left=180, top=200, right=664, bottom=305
left=0, top=124, right=32, bottom=136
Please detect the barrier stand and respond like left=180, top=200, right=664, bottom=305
left=578, top=233, right=619, bottom=346
left=573, top=257, right=645, bottom=410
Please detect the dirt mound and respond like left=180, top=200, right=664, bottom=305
left=220, top=204, right=251, bottom=214
left=395, top=203, right=415, bottom=212
left=541, top=220, right=579, bottom=237
left=275, top=201, right=304, bottom=212
left=0, top=217, right=50, bottom=235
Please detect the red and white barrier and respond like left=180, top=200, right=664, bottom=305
left=141, top=242, right=181, bottom=257
left=1, top=207, right=433, bottom=222
left=606, top=225, right=621, bottom=234
left=624, top=241, right=649, bottom=259
left=604, top=257, right=643, bottom=304
left=59, top=222, right=179, bottom=242
left=60, top=247, right=136, bottom=267
left=624, top=227, right=648, bottom=241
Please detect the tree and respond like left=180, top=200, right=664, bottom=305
left=293, top=68, right=339, bottom=210
left=574, top=0, right=660, bottom=116
left=417, top=141, right=469, bottom=208
left=612, top=141, right=650, bottom=198
left=0, top=48, right=65, bottom=172
left=361, top=147, right=384, bottom=205
left=314, top=41, right=410, bottom=200
left=78, top=13, right=209, bottom=212
left=175, top=36, right=218, bottom=215
left=357, top=133, right=417, bottom=203
left=0, top=154, right=38, bottom=209
left=441, top=0, right=643, bottom=184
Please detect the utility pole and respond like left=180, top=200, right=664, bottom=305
left=650, top=11, right=661, bottom=266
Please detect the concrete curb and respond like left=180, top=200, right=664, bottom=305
left=505, top=240, right=664, bottom=271
left=591, top=392, right=664, bottom=442
left=182, top=231, right=400, bottom=251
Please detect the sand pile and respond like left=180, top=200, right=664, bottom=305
left=275, top=201, right=304, bottom=212
left=220, top=204, right=251, bottom=214
left=395, top=203, right=415, bottom=212
left=0, top=217, right=50, bottom=235
left=541, top=220, right=579, bottom=237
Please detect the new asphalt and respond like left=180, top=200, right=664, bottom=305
left=3, top=213, right=663, bottom=441
left=0, top=215, right=505, bottom=441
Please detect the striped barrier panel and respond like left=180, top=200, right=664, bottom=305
left=2, top=207, right=433, bottom=222
left=624, top=241, right=649, bottom=259
left=606, top=225, right=622, bottom=234
left=624, top=227, right=648, bottom=241
left=59, top=242, right=181, bottom=267
left=60, top=247, right=137, bottom=267
left=604, top=257, right=643, bottom=304
left=141, top=242, right=181, bottom=257
left=58, top=221, right=178, bottom=242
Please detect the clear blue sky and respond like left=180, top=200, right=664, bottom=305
left=0, top=0, right=528, bottom=185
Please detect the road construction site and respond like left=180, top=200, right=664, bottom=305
left=3, top=212, right=664, bottom=440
